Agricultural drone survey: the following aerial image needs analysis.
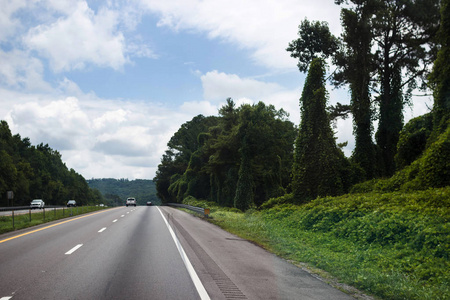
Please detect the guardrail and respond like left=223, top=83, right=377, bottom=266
left=0, top=205, right=64, bottom=212
left=0, top=205, right=97, bottom=229
left=167, top=203, right=210, bottom=217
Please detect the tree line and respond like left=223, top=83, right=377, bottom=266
left=0, top=121, right=102, bottom=206
left=154, top=0, right=449, bottom=209
left=154, top=102, right=297, bottom=209
left=87, top=178, right=158, bottom=206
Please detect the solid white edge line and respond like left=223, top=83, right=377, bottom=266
left=156, top=207, right=210, bottom=300
left=98, top=227, right=107, bottom=233
left=65, top=244, right=83, bottom=255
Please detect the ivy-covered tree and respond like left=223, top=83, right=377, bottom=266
left=154, top=100, right=296, bottom=209
left=370, top=0, right=440, bottom=176
left=292, top=58, right=350, bottom=203
left=233, top=137, right=253, bottom=211
left=428, top=0, right=450, bottom=138
left=155, top=115, right=218, bottom=203
left=333, top=0, right=378, bottom=180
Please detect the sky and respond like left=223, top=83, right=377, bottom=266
left=0, top=0, right=433, bottom=180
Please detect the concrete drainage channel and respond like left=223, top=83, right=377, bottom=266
left=169, top=216, right=247, bottom=299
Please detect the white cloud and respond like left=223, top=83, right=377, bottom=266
left=93, top=109, right=128, bottom=130
left=0, top=92, right=203, bottom=179
left=6, top=97, right=92, bottom=150
left=24, top=1, right=128, bottom=72
left=201, top=70, right=284, bottom=102
left=140, top=0, right=342, bottom=69
left=0, top=0, right=29, bottom=42
left=179, top=100, right=218, bottom=116
left=0, top=49, right=52, bottom=92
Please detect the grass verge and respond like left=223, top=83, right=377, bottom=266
left=0, top=206, right=108, bottom=234
left=183, top=187, right=449, bottom=300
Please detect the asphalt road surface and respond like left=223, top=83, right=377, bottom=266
left=0, top=206, right=354, bottom=300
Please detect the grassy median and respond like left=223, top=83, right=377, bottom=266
left=184, top=187, right=450, bottom=300
left=0, top=206, right=108, bottom=234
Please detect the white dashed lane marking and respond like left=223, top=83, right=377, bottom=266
left=112, top=219, right=118, bottom=223
left=98, top=227, right=107, bottom=233
left=65, top=244, right=83, bottom=255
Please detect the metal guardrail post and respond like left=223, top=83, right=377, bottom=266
left=167, top=203, right=210, bottom=217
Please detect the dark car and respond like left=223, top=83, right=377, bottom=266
left=67, top=200, right=77, bottom=207
left=146, top=201, right=152, bottom=206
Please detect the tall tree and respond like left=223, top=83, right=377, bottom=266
left=334, top=0, right=379, bottom=179
left=428, top=0, right=450, bottom=138
left=292, top=58, right=349, bottom=203
left=372, top=0, right=440, bottom=175
left=287, top=19, right=339, bottom=72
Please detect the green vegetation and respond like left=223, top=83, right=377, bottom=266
left=154, top=101, right=296, bottom=207
left=156, top=2, right=450, bottom=299
left=87, top=178, right=158, bottom=206
left=291, top=58, right=352, bottom=202
left=0, top=121, right=102, bottom=207
left=0, top=206, right=108, bottom=234
left=183, top=189, right=449, bottom=300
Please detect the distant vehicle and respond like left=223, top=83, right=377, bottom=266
left=30, top=199, right=45, bottom=209
left=126, top=197, right=137, bottom=207
left=67, top=200, right=76, bottom=207
left=146, top=201, right=152, bottom=206
left=99, top=204, right=104, bottom=207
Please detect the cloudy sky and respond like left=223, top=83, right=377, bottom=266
left=0, top=0, right=432, bottom=180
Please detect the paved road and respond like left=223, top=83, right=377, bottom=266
left=0, top=206, right=354, bottom=300
left=159, top=206, right=353, bottom=300
left=0, top=207, right=200, bottom=300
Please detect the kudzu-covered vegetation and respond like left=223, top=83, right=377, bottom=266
left=154, top=101, right=297, bottom=208
left=154, top=0, right=449, bottom=298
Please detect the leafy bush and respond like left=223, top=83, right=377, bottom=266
left=351, top=124, right=450, bottom=193
left=395, top=113, right=433, bottom=170
left=259, top=193, right=294, bottom=210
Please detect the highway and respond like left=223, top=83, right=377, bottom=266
left=0, top=206, right=354, bottom=300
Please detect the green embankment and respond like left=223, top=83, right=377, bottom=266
left=184, top=188, right=449, bottom=300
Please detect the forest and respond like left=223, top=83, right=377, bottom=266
left=0, top=121, right=102, bottom=206
left=154, top=0, right=449, bottom=209
left=87, top=178, right=158, bottom=206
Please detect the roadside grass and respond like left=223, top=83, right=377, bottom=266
left=184, top=187, right=450, bottom=300
left=0, top=206, right=108, bottom=234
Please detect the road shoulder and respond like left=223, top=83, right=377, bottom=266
left=159, top=206, right=356, bottom=300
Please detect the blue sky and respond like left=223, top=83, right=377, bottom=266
left=0, top=0, right=432, bottom=179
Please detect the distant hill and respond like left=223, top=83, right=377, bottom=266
left=87, top=178, right=159, bottom=206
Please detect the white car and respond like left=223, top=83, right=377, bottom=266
left=30, top=199, right=45, bottom=209
left=126, top=197, right=136, bottom=207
